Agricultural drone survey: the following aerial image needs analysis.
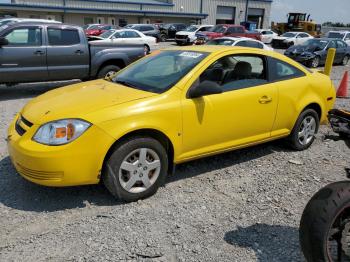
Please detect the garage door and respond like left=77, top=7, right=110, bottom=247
left=216, top=6, right=235, bottom=24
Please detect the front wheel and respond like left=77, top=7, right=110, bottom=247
left=103, top=137, right=168, bottom=202
left=288, top=108, right=319, bottom=150
left=300, top=181, right=350, bottom=262
left=342, top=55, right=350, bottom=66
left=144, top=45, right=150, bottom=55
left=309, top=56, right=320, bottom=68
left=160, top=34, right=167, bottom=42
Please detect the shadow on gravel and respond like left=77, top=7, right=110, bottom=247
left=0, top=80, right=79, bottom=101
left=224, top=224, right=302, bottom=262
left=169, top=140, right=292, bottom=183
left=0, top=157, right=122, bottom=212
left=0, top=141, right=291, bottom=213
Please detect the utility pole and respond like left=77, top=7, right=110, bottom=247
left=244, top=0, right=249, bottom=22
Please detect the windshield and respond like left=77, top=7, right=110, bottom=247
left=282, top=32, right=297, bottom=37
left=206, top=39, right=235, bottom=46
left=209, top=25, right=227, bottom=33
left=184, top=25, right=198, bottom=32
left=301, top=39, right=328, bottom=49
left=327, top=32, right=345, bottom=39
left=100, top=30, right=116, bottom=38
left=88, top=25, right=103, bottom=30
left=112, top=50, right=208, bottom=93
left=0, top=20, right=15, bottom=28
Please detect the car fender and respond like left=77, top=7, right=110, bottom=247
left=91, top=51, right=130, bottom=77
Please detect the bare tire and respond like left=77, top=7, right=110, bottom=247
left=342, top=55, right=350, bottom=66
left=97, top=65, right=121, bottom=79
left=103, top=137, right=168, bottom=202
left=300, top=181, right=350, bottom=262
left=288, top=108, right=319, bottom=150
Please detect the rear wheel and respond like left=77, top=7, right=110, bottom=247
left=342, top=55, right=350, bottom=66
left=97, top=65, right=121, bottom=79
left=103, top=137, right=168, bottom=202
left=160, top=34, right=167, bottom=42
left=144, top=44, right=150, bottom=55
left=288, top=108, right=319, bottom=150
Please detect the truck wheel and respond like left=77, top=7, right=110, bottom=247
left=103, top=137, right=168, bottom=202
left=97, top=65, right=121, bottom=79
left=160, top=34, right=167, bottom=42
left=300, top=181, right=350, bottom=262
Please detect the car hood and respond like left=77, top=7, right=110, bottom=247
left=286, top=45, right=322, bottom=54
left=274, top=36, right=292, bottom=41
left=21, top=80, right=156, bottom=125
left=176, top=31, right=191, bottom=36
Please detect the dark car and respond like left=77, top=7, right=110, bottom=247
left=0, top=22, right=145, bottom=84
left=125, top=24, right=160, bottom=42
left=159, top=23, right=187, bottom=42
left=284, top=38, right=350, bottom=68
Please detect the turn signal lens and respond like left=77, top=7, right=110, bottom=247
left=33, top=119, right=91, bottom=145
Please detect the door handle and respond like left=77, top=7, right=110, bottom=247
left=259, top=96, right=272, bottom=104
left=34, top=50, right=45, bottom=55
left=75, top=50, right=84, bottom=55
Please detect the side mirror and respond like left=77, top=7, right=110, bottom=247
left=188, top=81, right=223, bottom=99
left=0, top=37, right=9, bottom=47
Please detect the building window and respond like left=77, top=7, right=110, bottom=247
left=119, top=18, right=128, bottom=27
left=216, top=6, right=235, bottom=24
left=84, top=17, right=94, bottom=25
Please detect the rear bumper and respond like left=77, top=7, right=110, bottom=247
left=7, top=116, right=115, bottom=187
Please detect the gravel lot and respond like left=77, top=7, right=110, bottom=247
left=0, top=45, right=350, bottom=261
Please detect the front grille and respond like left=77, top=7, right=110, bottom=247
left=176, top=35, right=187, bottom=40
left=16, top=163, right=63, bottom=181
left=15, top=115, right=33, bottom=136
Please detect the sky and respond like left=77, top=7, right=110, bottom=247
left=270, top=0, right=350, bottom=24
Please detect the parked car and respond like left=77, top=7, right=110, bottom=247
left=159, top=23, right=187, bottom=42
left=195, top=24, right=262, bottom=44
left=84, top=24, right=119, bottom=36
left=7, top=46, right=335, bottom=202
left=124, top=24, right=161, bottom=42
left=254, top=29, right=278, bottom=44
left=326, top=30, right=350, bottom=46
left=206, top=37, right=273, bottom=50
left=88, top=29, right=157, bottom=54
left=284, top=38, right=350, bottom=68
left=0, top=23, right=145, bottom=84
left=0, top=17, right=61, bottom=31
left=175, top=24, right=213, bottom=45
left=272, top=31, right=313, bottom=48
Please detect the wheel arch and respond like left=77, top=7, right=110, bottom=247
left=101, top=128, right=175, bottom=179
left=303, top=102, right=322, bottom=120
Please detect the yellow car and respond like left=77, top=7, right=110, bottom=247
left=7, top=46, right=336, bottom=202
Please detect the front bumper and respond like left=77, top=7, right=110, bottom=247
left=7, top=115, right=115, bottom=187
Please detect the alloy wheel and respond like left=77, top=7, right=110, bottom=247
left=312, top=57, right=320, bottom=68
left=298, top=116, right=317, bottom=145
left=118, top=148, right=161, bottom=194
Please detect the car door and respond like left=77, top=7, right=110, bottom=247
left=322, top=40, right=337, bottom=64
left=267, top=57, right=310, bottom=136
left=296, top=33, right=309, bottom=45
left=0, top=25, right=48, bottom=83
left=125, top=30, right=144, bottom=45
left=46, top=26, right=89, bottom=80
left=181, top=53, right=278, bottom=158
left=336, top=40, right=347, bottom=63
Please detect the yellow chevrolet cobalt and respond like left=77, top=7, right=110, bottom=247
left=7, top=46, right=335, bottom=202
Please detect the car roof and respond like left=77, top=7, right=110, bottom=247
left=4, top=22, right=79, bottom=29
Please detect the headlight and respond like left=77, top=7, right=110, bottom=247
left=33, top=119, right=91, bottom=145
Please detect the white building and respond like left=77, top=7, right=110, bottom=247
left=0, top=0, right=272, bottom=28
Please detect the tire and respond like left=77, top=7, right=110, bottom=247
left=300, top=181, right=350, bottom=262
left=176, top=41, right=183, bottom=46
left=160, top=34, right=167, bottom=42
left=97, top=65, right=121, bottom=79
left=144, top=44, right=150, bottom=55
left=342, top=55, right=350, bottom=66
left=288, top=108, right=319, bottom=150
left=309, top=56, right=320, bottom=68
left=288, top=41, right=294, bottom=47
left=103, top=137, right=168, bottom=202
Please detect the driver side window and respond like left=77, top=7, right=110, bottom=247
left=198, top=54, right=268, bottom=92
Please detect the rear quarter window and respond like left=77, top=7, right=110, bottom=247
left=268, top=57, right=306, bottom=82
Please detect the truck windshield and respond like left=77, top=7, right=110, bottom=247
left=112, top=50, right=208, bottom=94
left=209, top=25, right=227, bottom=33
left=184, top=26, right=198, bottom=32
left=327, top=32, right=345, bottom=39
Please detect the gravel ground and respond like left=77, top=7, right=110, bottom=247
left=0, top=46, right=350, bottom=261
